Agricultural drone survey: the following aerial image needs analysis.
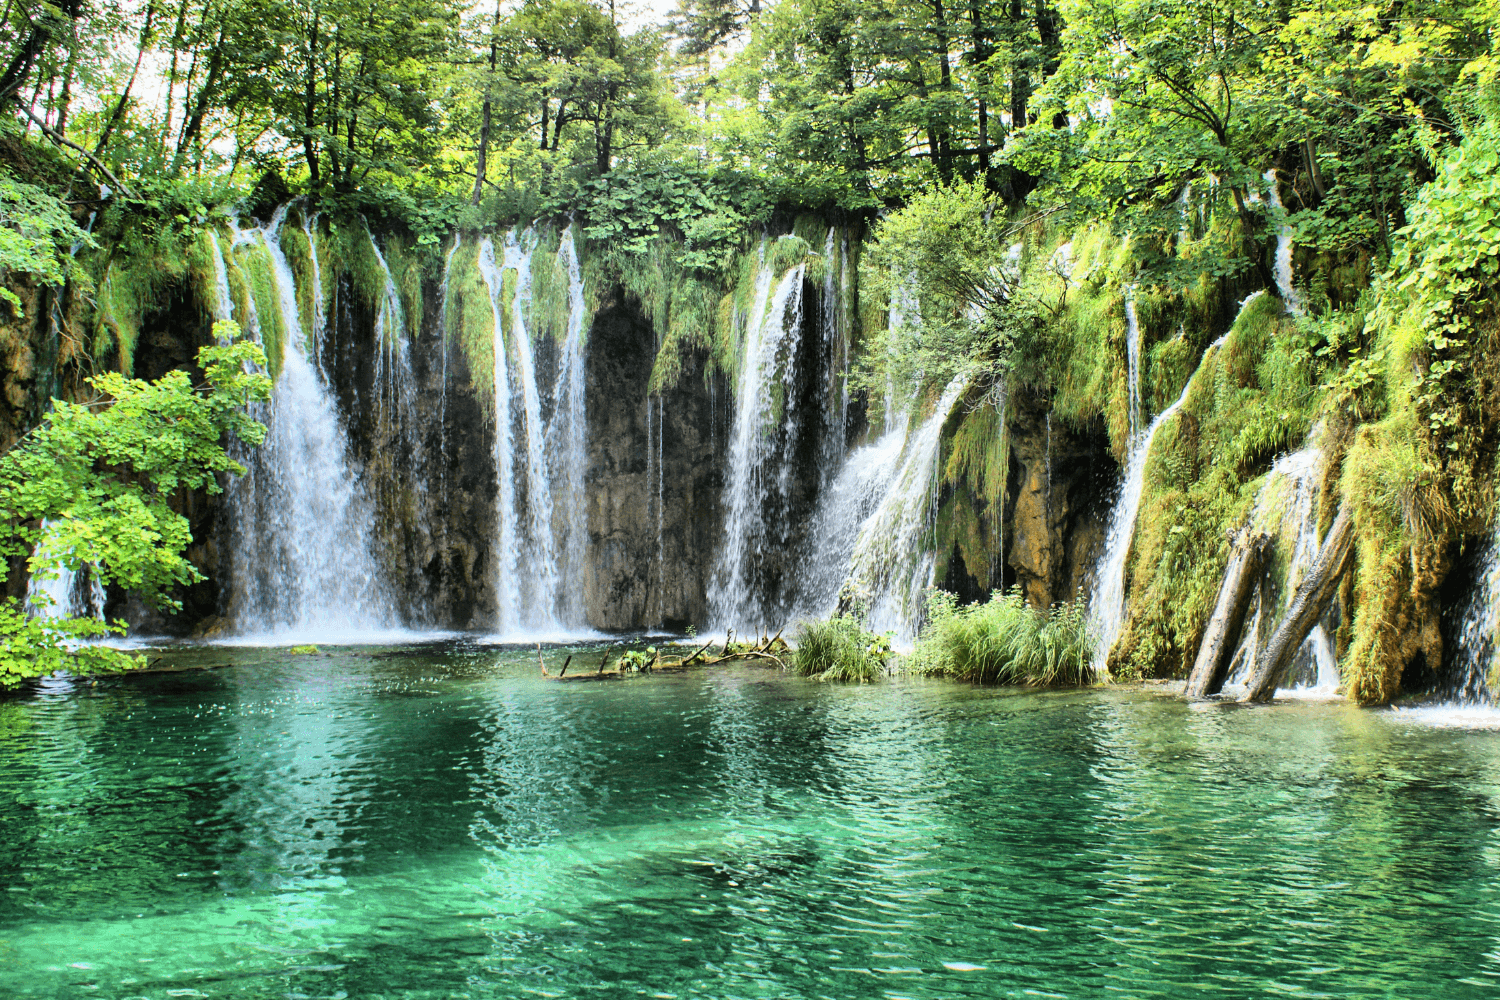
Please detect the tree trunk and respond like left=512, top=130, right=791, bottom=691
left=303, top=10, right=320, bottom=186
left=94, top=1, right=159, bottom=160
left=473, top=0, right=500, bottom=205
left=54, top=16, right=79, bottom=137
left=1009, top=0, right=1029, bottom=130
left=1185, top=528, right=1270, bottom=698
left=1303, top=138, right=1326, bottom=204
left=174, top=29, right=226, bottom=172
left=1242, top=504, right=1354, bottom=703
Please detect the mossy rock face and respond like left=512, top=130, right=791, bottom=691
left=1110, top=293, right=1312, bottom=681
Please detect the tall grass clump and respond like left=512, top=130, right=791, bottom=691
left=792, top=614, right=891, bottom=682
left=914, top=590, right=1096, bottom=685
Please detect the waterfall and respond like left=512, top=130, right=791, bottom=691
left=437, top=233, right=461, bottom=495
left=885, top=271, right=920, bottom=435
left=1450, top=530, right=1500, bottom=703
left=1124, top=290, right=1143, bottom=442
left=24, top=523, right=105, bottom=620
left=1265, top=168, right=1303, bottom=315
left=221, top=209, right=394, bottom=639
left=366, top=229, right=422, bottom=473
left=475, top=238, right=520, bottom=631
left=843, top=376, right=969, bottom=642
left=708, top=249, right=808, bottom=631
left=207, top=231, right=236, bottom=324
left=300, top=211, right=326, bottom=358
left=551, top=227, right=589, bottom=626
left=1089, top=294, right=1263, bottom=675
left=475, top=228, right=588, bottom=636
left=1241, top=427, right=1341, bottom=695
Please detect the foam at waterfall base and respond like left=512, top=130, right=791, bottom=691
left=473, top=626, right=608, bottom=646
left=205, top=626, right=463, bottom=648
left=1386, top=703, right=1500, bottom=729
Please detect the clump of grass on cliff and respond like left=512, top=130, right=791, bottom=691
left=913, top=589, right=1094, bottom=686
left=793, top=614, right=891, bottom=682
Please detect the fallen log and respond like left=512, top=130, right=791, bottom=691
left=1185, top=528, right=1271, bottom=699
left=1242, top=504, right=1354, bottom=703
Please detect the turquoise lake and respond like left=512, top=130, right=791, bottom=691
left=2, top=642, right=1499, bottom=998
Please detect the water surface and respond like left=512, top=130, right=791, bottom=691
left=2, top=644, right=1499, bottom=998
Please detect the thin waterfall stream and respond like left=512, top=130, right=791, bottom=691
left=708, top=248, right=808, bottom=632
left=1090, top=292, right=1265, bottom=675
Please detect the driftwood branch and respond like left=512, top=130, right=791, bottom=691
left=537, top=642, right=549, bottom=677
left=1185, top=528, right=1271, bottom=698
left=1242, top=504, right=1354, bottom=702
left=756, top=624, right=786, bottom=653
left=682, top=639, right=714, bottom=666
left=558, top=655, right=572, bottom=677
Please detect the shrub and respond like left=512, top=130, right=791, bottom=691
left=913, top=589, right=1096, bottom=686
left=792, top=614, right=891, bottom=682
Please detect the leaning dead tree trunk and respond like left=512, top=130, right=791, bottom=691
left=1185, top=527, right=1271, bottom=698
left=1242, top=504, right=1354, bottom=703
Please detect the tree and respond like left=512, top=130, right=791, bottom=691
left=0, top=326, right=271, bottom=688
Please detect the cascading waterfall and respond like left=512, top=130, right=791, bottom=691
left=551, top=227, right=590, bottom=626
left=301, top=212, right=325, bottom=347
left=1090, top=293, right=1264, bottom=675
left=1449, top=530, right=1500, bottom=703
left=475, top=238, right=521, bottom=631
left=366, top=230, right=423, bottom=474
left=436, top=234, right=461, bottom=495
left=473, top=227, right=590, bottom=635
left=708, top=247, right=808, bottom=631
left=207, top=231, right=237, bottom=324
left=221, top=209, right=394, bottom=638
left=1265, top=168, right=1304, bottom=316
left=842, top=376, right=970, bottom=642
left=790, top=426, right=908, bottom=625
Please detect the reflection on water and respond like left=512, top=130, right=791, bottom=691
left=3, top=645, right=1500, bottom=998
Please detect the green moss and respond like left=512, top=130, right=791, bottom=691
left=1109, top=292, right=1310, bottom=680
left=87, top=231, right=192, bottom=376
left=445, top=238, right=499, bottom=409
left=228, top=238, right=285, bottom=381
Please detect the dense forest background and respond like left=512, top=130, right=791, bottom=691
left=2, top=0, right=1499, bottom=702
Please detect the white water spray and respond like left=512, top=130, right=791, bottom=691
left=1265, top=168, right=1303, bottom=315
left=709, top=246, right=808, bottom=631
left=1124, top=290, right=1143, bottom=442
left=843, top=376, right=969, bottom=642
left=222, top=209, right=394, bottom=638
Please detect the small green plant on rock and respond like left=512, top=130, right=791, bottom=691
left=619, top=647, right=657, bottom=672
